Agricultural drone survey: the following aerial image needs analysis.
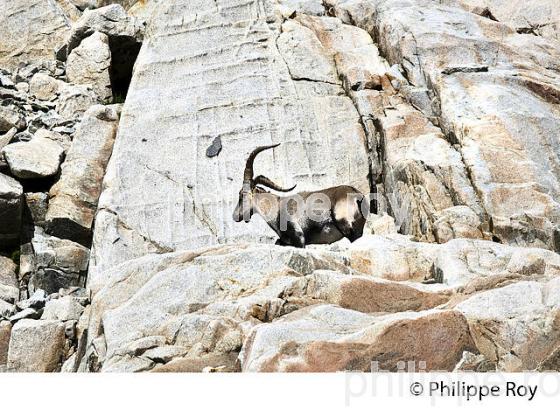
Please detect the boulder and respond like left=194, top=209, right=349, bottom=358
left=455, top=279, right=560, bottom=371
left=0, top=284, right=18, bottom=307
left=0, top=106, right=25, bottom=133
left=0, top=256, right=18, bottom=304
left=56, top=84, right=100, bottom=120
left=305, top=270, right=449, bottom=313
left=346, top=234, right=560, bottom=287
left=42, top=296, right=85, bottom=321
left=24, top=192, right=49, bottom=227
left=0, top=321, right=11, bottom=366
left=66, top=32, right=113, bottom=102
left=66, top=4, right=145, bottom=55
left=141, top=345, right=188, bottom=363
left=0, top=0, right=75, bottom=70
left=295, top=13, right=485, bottom=243
left=34, top=129, right=72, bottom=154
left=1, top=137, right=64, bottom=179
left=433, top=206, right=485, bottom=243
left=18, top=0, right=556, bottom=375
left=7, top=319, right=65, bottom=372
left=28, top=228, right=90, bottom=295
left=28, top=73, right=65, bottom=101
left=79, top=244, right=352, bottom=371
left=127, top=0, right=166, bottom=19
left=297, top=15, right=390, bottom=91
left=15, top=83, right=29, bottom=93
left=0, top=73, right=15, bottom=89
left=363, top=213, right=397, bottom=235
left=276, top=20, right=339, bottom=84
left=46, top=104, right=121, bottom=245
left=0, top=174, right=23, bottom=247
left=55, top=0, right=82, bottom=22
left=0, top=128, right=17, bottom=152
left=0, top=256, right=17, bottom=288
left=457, top=0, right=560, bottom=41
left=240, top=305, right=475, bottom=371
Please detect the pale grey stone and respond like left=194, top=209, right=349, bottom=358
left=277, top=20, right=339, bottom=84
left=0, top=321, right=11, bottom=366
left=0, top=74, right=15, bottom=89
left=66, top=32, right=112, bottom=102
left=56, top=84, right=99, bottom=120
left=0, top=106, right=24, bottom=133
left=0, top=128, right=17, bottom=151
left=60, top=0, right=560, bottom=374
left=457, top=0, right=560, bottom=41
left=78, top=233, right=560, bottom=371
left=70, top=0, right=99, bottom=11
left=15, top=82, right=29, bottom=93
left=141, top=345, right=188, bottom=362
left=2, top=137, right=64, bottom=179
left=28, top=228, right=90, bottom=295
left=240, top=305, right=473, bottom=371
left=0, top=256, right=17, bottom=289
left=0, top=0, right=75, bottom=70
left=456, top=280, right=560, bottom=371
left=0, top=285, right=18, bottom=306
left=33, top=129, right=72, bottom=153
left=47, top=104, right=121, bottom=245
left=25, top=192, right=49, bottom=227
left=363, top=213, right=397, bottom=235
left=66, top=4, right=145, bottom=54
left=29, top=73, right=64, bottom=101
left=42, top=296, right=85, bottom=321
left=0, top=256, right=18, bottom=304
left=7, top=319, right=65, bottom=372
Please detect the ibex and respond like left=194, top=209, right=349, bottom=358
left=232, top=144, right=367, bottom=247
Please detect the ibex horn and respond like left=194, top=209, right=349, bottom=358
left=254, top=175, right=296, bottom=192
left=243, top=143, right=280, bottom=183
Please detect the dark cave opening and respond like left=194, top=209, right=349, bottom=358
left=108, top=36, right=142, bottom=102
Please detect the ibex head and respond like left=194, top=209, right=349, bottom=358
left=232, top=143, right=296, bottom=223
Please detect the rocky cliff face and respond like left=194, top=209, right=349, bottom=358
left=1, top=0, right=560, bottom=372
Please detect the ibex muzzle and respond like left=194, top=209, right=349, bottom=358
left=232, top=144, right=367, bottom=247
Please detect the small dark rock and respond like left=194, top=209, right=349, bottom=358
left=441, top=65, right=489, bottom=75
left=206, top=136, right=222, bottom=158
left=16, top=289, right=47, bottom=310
left=54, top=44, right=68, bottom=62
left=9, top=307, right=42, bottom=323
left=12, top=131, right=33, bottom=143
